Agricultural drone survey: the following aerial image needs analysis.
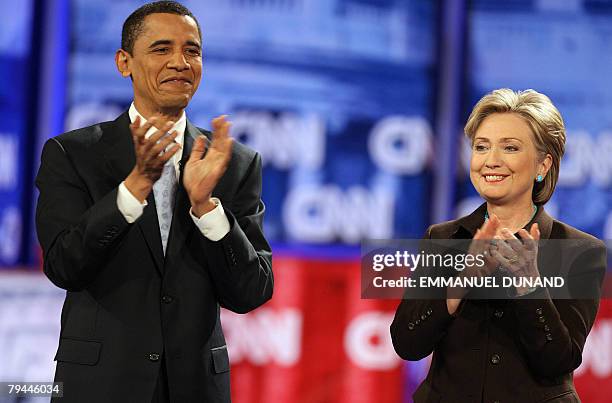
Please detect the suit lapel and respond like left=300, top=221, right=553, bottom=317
left=137, top=195, right=165, bottom=275
left=532, top=206, right=553, bottom=239
left=100, top=112, right=165, bottom=275
left=100, top=112, right=135, bottom=183
left=455, top=203, right=487, bottom=238
left=181, top=120, right=200, bottom=179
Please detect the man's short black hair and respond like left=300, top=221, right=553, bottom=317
left=121, top=1, right=202, bottom=55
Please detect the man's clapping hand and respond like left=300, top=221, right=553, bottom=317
left=125, top=115, right=181, bottom=202
left=183, top=115, right=234, bottom=217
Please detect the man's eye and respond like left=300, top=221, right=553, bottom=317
left=153, top=47, right=169, bottom=53
left=186, top=48, right=201, bottom=56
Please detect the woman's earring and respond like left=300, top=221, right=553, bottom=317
left=536, top=174, right=544, bottom=183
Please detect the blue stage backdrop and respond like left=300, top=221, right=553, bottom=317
left=455, top=0, right=612, bottom=240
left=0, top=0, right=34, bottom=266
left=1, top=1, right=611, bottom=267
left=64, top=0, right=439, bottom=247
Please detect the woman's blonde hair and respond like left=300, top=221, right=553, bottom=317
left=464, top=88, right=566, bottom=205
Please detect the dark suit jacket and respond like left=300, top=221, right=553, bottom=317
left=390, top=203, right=606, bottom=403
left=35, top=112, right=273, bottom=402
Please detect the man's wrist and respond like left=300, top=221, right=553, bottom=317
left=125, top=170, right=153, bottom=203
left=191, top=198, right=217, bottom=218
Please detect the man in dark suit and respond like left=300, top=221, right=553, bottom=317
left=35, top=2, right=273, bottom=402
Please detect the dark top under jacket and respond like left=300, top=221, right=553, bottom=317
left=35, top=112, right=273, bottom=403
left=390, top=203, right=606, bottom=403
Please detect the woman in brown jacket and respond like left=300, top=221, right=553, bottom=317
left=390, top=89, right=607, bottom=403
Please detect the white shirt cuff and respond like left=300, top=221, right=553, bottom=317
left=190, top=198, right=230, bottom=241
left=117, top=181, right=147, bottom=223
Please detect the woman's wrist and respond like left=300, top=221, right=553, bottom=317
left=514, top=285, right=540, bottom=297
left=447, top=298, right=462, bottom=315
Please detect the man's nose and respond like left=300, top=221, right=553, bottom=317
left=167, top=51, right=189, bottom=70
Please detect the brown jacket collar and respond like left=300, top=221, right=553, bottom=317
left=454, top=202, right=554, bottom=239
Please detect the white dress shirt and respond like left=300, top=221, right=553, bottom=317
left=116, top=103, right=230, bottom=241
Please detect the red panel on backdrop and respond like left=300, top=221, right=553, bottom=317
left=575, top=299, right=612, bottom=403
left=222, top=255, right=403, bottom=403
left=221, top=256, right=612, bottom=403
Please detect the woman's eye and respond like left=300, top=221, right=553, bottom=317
left=505, top=145, right=519, bottom=151
left=474, top=144, right=488, bottom=152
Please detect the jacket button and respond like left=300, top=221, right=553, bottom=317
left=408, top=322, right=415, bottom=331
left=494, top=309, right=504, bottom=319
left=490, top=354, right=501, bottom=365
left=420, top=314, right=427, bottom=321
left=148, top=353, right=160, bottom=362
left=538, top=316, right=546, bottom=323
left=544, top=324, right=550, bottom=332
left=535, top=307, right=543, bottom=315
left=161, top=295, right=174, bottom=304
left=427, top=308, right=432, bottom=315
left=545, top=333, right=553, bottom=342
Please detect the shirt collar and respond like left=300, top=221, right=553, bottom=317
left=128, top=102, right=187, bottom=142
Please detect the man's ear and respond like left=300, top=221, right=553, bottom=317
left=115, top=49, right=132, bottom=78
